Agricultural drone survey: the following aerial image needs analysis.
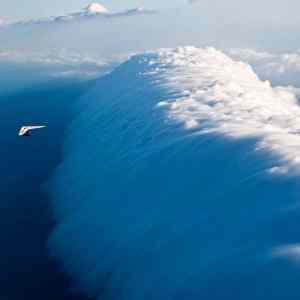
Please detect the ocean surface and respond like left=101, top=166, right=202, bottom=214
left=2, top=47, right=300, bottom=300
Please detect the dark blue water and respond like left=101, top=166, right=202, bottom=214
left=0, top=70, right=94, bottom=300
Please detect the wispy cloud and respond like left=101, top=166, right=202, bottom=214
left=5, top=3, right=157, bottom=28
left=272, top=244, right=300, bottom=263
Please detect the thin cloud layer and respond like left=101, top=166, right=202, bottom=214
left=0, top=48, right=113, bottom=79
left=0, top=49, right=106, bottom=66
left=4, top=2, right=156, bottom=27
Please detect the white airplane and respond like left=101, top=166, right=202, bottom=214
left=18, top=125, right=46, bottom=137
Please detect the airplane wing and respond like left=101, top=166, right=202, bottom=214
left=26, top=125, right=46, bottom=130
left=18, top=125, right=46, bottom=136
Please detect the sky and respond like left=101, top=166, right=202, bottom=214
left=0, top=0, right=179, bottom=21
left=0, top=0, right=299, bottom=54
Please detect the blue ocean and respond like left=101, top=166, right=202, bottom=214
left=2, top=45, right=300, bottom=300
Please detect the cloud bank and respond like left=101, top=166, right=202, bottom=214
left=0, top=48, right=114, bottom=80
left=48, top=47, right=300, bottom=300
left=0, top=48, right=105, bottom=66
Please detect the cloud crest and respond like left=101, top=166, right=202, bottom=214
left=153, top=47, right=300, bottom=174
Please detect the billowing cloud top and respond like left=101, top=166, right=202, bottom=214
left=227, top=48, right=300, bottom=87
left=154, top=47, right=300, bottom=174
left=5, top=2, right=156, bottom=27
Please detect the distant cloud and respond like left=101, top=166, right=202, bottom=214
left=6, top=2, right=157, bottom=27
left=0, top=48, right=112, bottom=79
left=227, top=48, right=300, bottom=87
left=85, top=3, right=108, bottom=14
left=0, top=49, right=106, bottom=66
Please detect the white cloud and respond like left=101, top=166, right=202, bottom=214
left=85, top=3, right=108, bottom=14
left=266, top=166, right=289, bottom=176
left=151, top=46, right=300, bottom=174
left=7, top=2, right=156, bottom=27
left=272, top=244, right=300, bottom=263
left=0, top=49, right=106, bottom=66
left=0, top=48, right=111, bottom=79
left=227, top=48, right=300, bottom=87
